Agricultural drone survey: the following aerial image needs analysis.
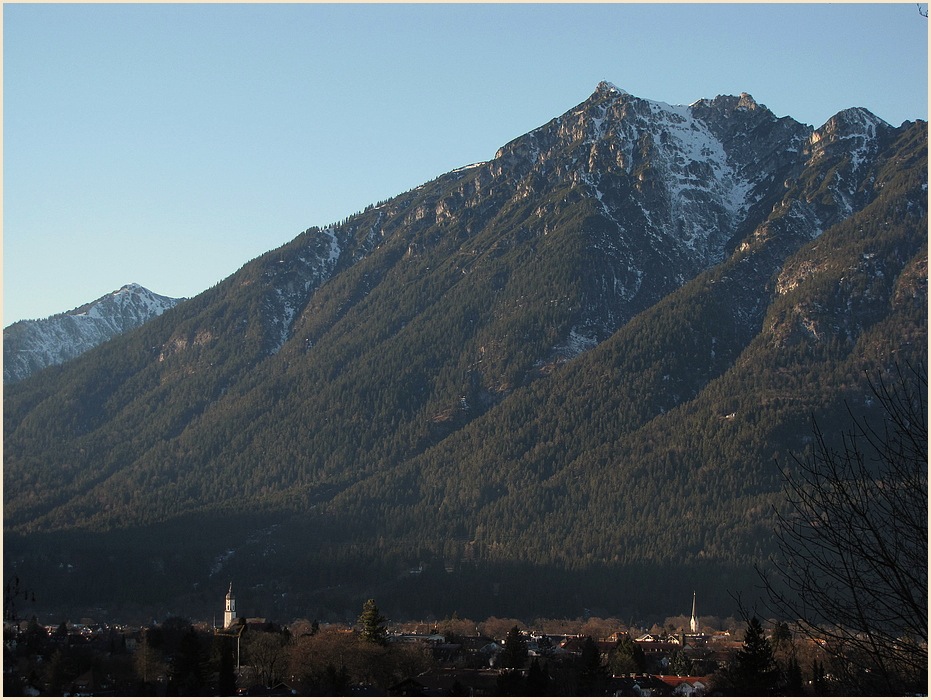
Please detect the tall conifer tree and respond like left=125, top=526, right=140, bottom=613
left=357, top=599, right=388, bottom=645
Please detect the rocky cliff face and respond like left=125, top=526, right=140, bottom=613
left=254, top=82, right=896, bottom=367
left=4, top=283, right=183, bottom=383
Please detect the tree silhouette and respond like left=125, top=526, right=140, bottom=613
left=216, top=639, right=236, bottom=696
left=608, top=634, right=646, bottom=674
left=783, top=655, right=803, bottom=695
left=3, top=575, right=36, bottom=623
left=759, top=364, right=927, bottom=694
left=497, top=626, right=528, bottom=669
left=244, top=630, right=288, bottom=688
left=576, top=635, right=606, bottom=695
left=525, top=657, right=550, bottom=695
left=168, top=627, right=206, bottom=695
left=716, top=617, right=778, bottom=696
left=669, top=648, right=694, bottom=676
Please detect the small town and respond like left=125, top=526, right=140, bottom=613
left=4, top=585, right=902, bottom=697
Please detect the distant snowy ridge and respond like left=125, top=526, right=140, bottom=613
left=4, top=283, right=183, bottom=383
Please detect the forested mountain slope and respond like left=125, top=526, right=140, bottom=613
left=4, top=84, right=926, bottom=622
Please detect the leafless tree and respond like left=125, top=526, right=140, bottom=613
left=134, top=628, right=167, bottom=686
left=3, top=575, right=36, bottom=623
left=758, top=363, right=927, bottom=694
left=244, top=630, right=289, bottom=689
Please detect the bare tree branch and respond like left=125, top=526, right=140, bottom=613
left=757, top=363, right=927, bottom=695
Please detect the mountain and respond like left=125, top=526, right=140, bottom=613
left=4, top=283, right=184, bottom=383
left=4, top=83, right=926, bottom=624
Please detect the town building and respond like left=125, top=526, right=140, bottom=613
left=690, top=591, right=698, bottom=634
left=224, top=583, right=237, bottom=628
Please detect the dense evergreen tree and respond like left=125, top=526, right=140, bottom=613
left=811, top=658, right=827, bottom=696
left=44, top=649, right=67, bottom=696
left=608, top=634, right=646, bottom=674
left=498, top=626, right=529, bottom=669
left=717, top=617, right=779, bottom=696
left=358, top=599, right=388, bottom=646
left=133, top=627, right=165, bottom=688
left=216, top=639, right=236, bottom=696
left=783, top=655, right=803, bottom=695
left=495, top=668, right=525, bottom=696
left=21, top=615, right=47, bottom=656
left=167, top=627, right=206, bottom=695
left=668, top=648, right=694, bottom=677
left=525, top=657, right=550, bottom=695
left=576, top=636, right=607, bottom=696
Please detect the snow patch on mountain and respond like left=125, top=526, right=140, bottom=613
left=270, top=83, right=897, bottom=370
left=4, top=284, right=183, bottom=383
left=265, top=226, right=345, bottom=355
left=809, top=107, right=888, bottom=169
left=576, top=89, right=756, bottom=264
left=323, top=225, right=342, bottom=265
left=549, top=327, right=599, bottom=361
left=596, top=81, right=629, bottom=96
left=802, top=107, right=890, bottom=219
left=648, top=99, right=755, bottom=223
left=451, top=162, right=486, bottom=174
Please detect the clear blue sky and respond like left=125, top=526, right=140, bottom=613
left=4, top=3, right=928, bottom=325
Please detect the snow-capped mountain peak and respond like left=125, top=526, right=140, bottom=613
left=595, top=80, right=629, bottom=96
left=567, top=85, right=770, bottom=260
left=4, top=284, right=184, bottom=383
left=73, top=283, right=178, bottom=322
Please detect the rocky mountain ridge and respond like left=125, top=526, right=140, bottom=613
left=3, top=283, right=183, bottom=383
left=260, top=82, right=896, bottom=364
left=3, top=83, right=925, bottom=622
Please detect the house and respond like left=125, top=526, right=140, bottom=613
left=636, top=633, right=679, bottom=643
left=70, top=669, right=99, bottom=696
left=559, top=636, right=616, bottom=656
left=388, top=678, right=425, bottom=696
left=656, top=675, right=711, bottom=696
left=390, top=669, right=501, bottom=696
left=608, top=673, right=676, bottom=696
left=237, top=681, right=298, bottom=696
left=637, top=641, right=682, bottom=670
left=430, top=642, right=463, bottom=663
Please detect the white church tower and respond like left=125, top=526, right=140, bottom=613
left=689, top=591, right=699, bottom=634
left=224, top=582, right=237, bottom=628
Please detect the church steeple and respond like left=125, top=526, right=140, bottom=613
left=689, top=591, right=698, bottom=634
left=224, top=583, right=236, bottom=628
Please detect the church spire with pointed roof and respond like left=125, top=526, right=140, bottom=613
left=224, top=582, right=236, bottom=628
left=689, top=591, right=698, bottom=634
